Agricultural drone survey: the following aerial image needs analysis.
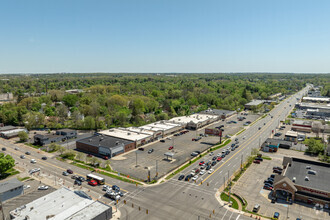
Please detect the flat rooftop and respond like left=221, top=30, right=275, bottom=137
left=303, top=97, right=330, bottom=102
left=140, top=121, right=180, bottom=131
left=245, top=100, right=264, bottom=106
left=99, top=128, right=152, bottom=141
left=284, top=158, right=330, bottom=193
left=10, top=188, right=111, bottom=220
left=293, top=120, right=312, bottom=126
left=78, top=135, right=133, bottom=148
left=168, top=114, right=218, bottom=125
left=199, top=109, right=236, bottom=116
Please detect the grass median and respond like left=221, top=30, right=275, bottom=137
left=220, top=192, right=239, bottom=209
left=165, top=139, right=230, bottom=180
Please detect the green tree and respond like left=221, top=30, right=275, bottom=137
left=0, top=153, right=15, bottom=175
left=58, top=146, right=66, bottom=155
left=18, top=131, right=28, bottom=142
left=62, top=94, right=79, bottom=107
left=304, top=138, right=325, bottom=155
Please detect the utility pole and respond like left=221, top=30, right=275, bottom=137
left=223, top=176, right=226, bottom=190
left=240, top=154, right=243, bottom=171
left=135, top=151, right=138, bottom=167
left=156, top=160, right=158, bottom=178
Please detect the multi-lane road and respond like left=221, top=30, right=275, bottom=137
left=1, top=86, right=309, bottom=220
left=117, top=86, right=309, bottom=220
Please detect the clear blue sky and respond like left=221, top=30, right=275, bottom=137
left=1, top=0, right=330, bottom=73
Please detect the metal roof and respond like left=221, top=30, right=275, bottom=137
left=78, top=134, right=133, bottom=149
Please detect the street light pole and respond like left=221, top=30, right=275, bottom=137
left=135, top=151, right=138, bottom=167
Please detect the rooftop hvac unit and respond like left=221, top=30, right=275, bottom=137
left=116, top=141, right=119, bottom=145
left=89, top=139, right=92, bottom=142
left=127, top=132, right=131, bottom=135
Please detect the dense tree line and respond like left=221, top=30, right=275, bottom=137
left=0, top=73, right=328, bottom=130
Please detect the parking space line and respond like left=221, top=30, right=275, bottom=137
left=235, top=214, right=240, bottom=220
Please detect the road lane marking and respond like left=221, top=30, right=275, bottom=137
left=221, top=208, right=229, bottom=220
left=199, top=107, right=286, bottom=185
left=235, top=214, right=240, bottom=220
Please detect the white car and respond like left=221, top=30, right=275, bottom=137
left=38, top=185, right=49, bottom=190
left=167, top=137, right=172, bottom=140
left=217, top=153, right=221, bottom=157
left=208, top=169, right=214, bottom=174
left=23, top=185, right=30, bottom=189
left=199, top=170, right=206, bottom=175
left=30, top=159, right=36, bottom=164
left=15, top=147, right=19, bottom=150
left=192, top=175, right=198, bottom=181
left=103, top=185, right=111, bottom=191
left=209, top=152, right=214, bottom=156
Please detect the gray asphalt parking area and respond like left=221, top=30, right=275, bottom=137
left=110, top=113, right=261, bottom=181
left=232, top=150, right=329, bottom=220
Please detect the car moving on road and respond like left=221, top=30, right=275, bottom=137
left=168, top=146, right=174, bottom=150
left=88, top=179, right=98, bottom=186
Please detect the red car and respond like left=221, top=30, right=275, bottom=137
left=263, top=185, right=273, bottom=190
left=192, top=138, right=195, bottom=141
left=217, top=157, right=222, bottom=161
left=88, top=180, right=98, bottom=186
left=168, top=146, right=174, bottom=150
left=253, top=160, right=260, bottom=164
left=199, top=161, right=205, bottom=166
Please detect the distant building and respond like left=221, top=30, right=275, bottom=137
left=168, top=114, right=219, bottom=130
left=76, top=135, right=135, bottom=157
left=0, top=128, right=28, bottom=139
left=244, top=100, right=264, bottom=110
left=0, top=179, right=24, bottom=202
left=65, top=89, right=84, bottom=94
left=273, top=157, right=330, bottom=206
left=268, top=93, right=282, bottom=100
left=284, top=131, right=306, bottom=142
left=291, top=120, right=312, bottom=133
left=10, top=187, right=112, bottom=220
left=0, top=93, right=13, bottom=102
left=55, top=129, right=77, bottom=139
left=199, top=109, right=236, bottom=119
left=33, top=134, right=64, bottom=146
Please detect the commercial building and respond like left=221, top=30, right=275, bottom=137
left=291, top=120, right=312, bottom=133
left=199, top=109, right=236, bottom=119
left=302, top=97, right=330, bottom=103
left=0, top=125, right=16, bottom=132
left=98, top=128, right=153, bottom=147
left=244, top=100, right=264, bottom=110
left=261, top=138, right=292, bottom=151
left=10, top=187, right=112, bottom=220
left=168, top=114, right=219, bottom=130
left=0, top=179, right=24, bottom=202
left=34, top=134, right=64, bottom=146
left=76, top=135, right=135, bottom=157
left=273, top=157, right=330, bottom=206
left=284, top=131, right=306, bottom=142
left=0, top=128, right=27, bottom=139
left=0, top=92, right=13, bottom=102
left=139, top=121, right=182, bottom=138
left=55, top=129, right=77, bottom=139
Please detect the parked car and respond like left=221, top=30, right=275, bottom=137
left=271, top=197, right=277, bottom=203
left=168, top=146, right=174, bottom=150
left=217, top=157, right=222, bottom=161
left=14, top=147, right=19, bottom=150
left=199, top=161, right=205, bottom=166
left=206, top=165, right=211, bottom=170
left=185, top=174, right=193, bottom=181
left=209, top=152, right=214, bottom=156
left=211, top=161, right=217, bottom=166
left=138, top=147, right=144, bottom=151
left=253, top=204, right=260, bottom=213
left=178, top=175, right=185, bottom=180
left=255, top=157, right=263, bottom=161
left=263, top=185, right=273, bottom=190
left=148, top=149, right=154, bottom=154
left=273, top=212, right=280, bottom=219
left=38, top=185, right=49, bottom=190
left=160, top=140, right=165, bottom=143
left=199, top=170, right=206, bottom=175
left=212, top=156, right=217, bottom=161
left=253, top=160, right=260, bottom=164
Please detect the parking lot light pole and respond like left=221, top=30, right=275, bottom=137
left=135, top=151, right=138, bottom=167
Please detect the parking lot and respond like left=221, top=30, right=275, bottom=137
left=232, top=149, right=329, bottom=220
left=110, top=113, right=260, bottom=181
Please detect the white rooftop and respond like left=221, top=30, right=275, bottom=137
left=168, top=114, right=218, bottom=125
left=120, top=127, right=154, bottom=135
left=10, top=188, right=110, bottom=220
left=140, top=121, right=181, bottom=131
left=303, top=97, right=330, bottom=102
left=99, top=128, right=152, bottom=141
